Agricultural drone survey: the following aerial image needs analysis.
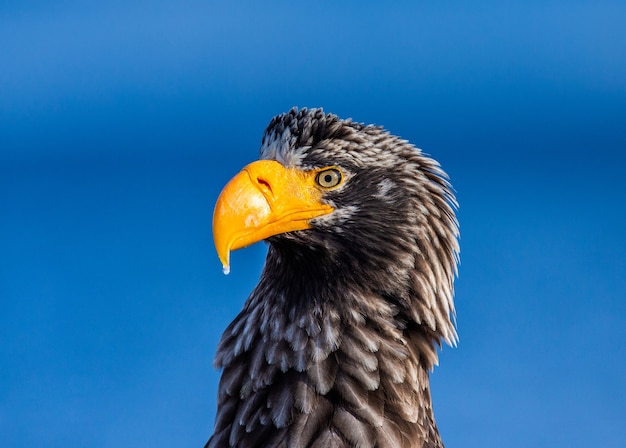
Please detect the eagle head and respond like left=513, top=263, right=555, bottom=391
left=208, top=108, right=459, bottom=448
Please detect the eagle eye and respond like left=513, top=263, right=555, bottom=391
left=316, top=168, right=342, bottom=189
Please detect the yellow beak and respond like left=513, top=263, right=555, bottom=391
left=213, top=160, right=334, bottom=272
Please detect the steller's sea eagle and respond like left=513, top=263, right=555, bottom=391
left=207, top=108, right=459, bottom=448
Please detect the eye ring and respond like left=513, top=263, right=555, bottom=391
left=316, top=168, right=343, bottom=189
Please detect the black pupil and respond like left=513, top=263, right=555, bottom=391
left=324, top=174, right=333, bottom=183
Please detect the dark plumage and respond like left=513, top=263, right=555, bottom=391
left=207, top=108, right=459, bottom=447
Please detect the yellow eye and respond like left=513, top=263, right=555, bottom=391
left=316, top=168, right=342, bottom=189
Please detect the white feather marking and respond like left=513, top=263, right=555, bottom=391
left=260, top=128, right=307, bottom=167
left=374, top=178, right=396, bottom=200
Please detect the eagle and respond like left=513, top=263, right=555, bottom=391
left=207, top=108, right=459, bottom=448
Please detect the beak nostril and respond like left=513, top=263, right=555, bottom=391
left=257, top=177, right=272, bottom=194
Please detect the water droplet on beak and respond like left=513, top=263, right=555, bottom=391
left=222, top=265, right=230, bottom=275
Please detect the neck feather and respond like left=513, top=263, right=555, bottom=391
left=207, top=247, right=446, bottom=448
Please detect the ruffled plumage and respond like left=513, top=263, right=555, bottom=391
left=206, top=108, right=459, bottom=448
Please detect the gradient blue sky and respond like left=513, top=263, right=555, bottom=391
left=1, top=1, right=625, bottom=447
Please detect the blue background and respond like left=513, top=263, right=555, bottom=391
left=1, top=1, right=625, bottom=446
